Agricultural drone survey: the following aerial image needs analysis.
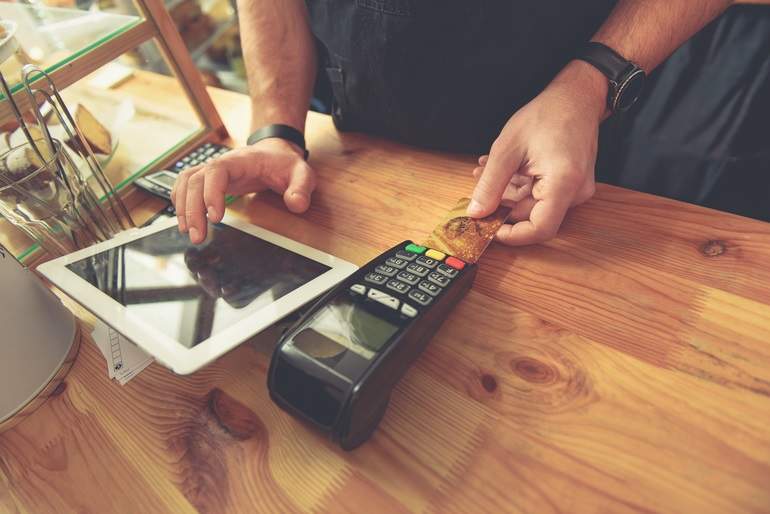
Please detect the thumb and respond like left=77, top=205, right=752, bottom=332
left=468, top=145, right=524, bottom=218
left=283, top=160, right=316, bottom=213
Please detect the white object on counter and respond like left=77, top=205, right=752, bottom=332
left=91, top=320, right=153, bottom=385
left=0, top=20, right=19, bottom=64
left=87, top=62, right=135, bottom=90
left=0, top=244, right=77, bottom=424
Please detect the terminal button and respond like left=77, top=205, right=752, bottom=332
left=401, top=304, right=418, bottom=318
left=428, top=271, right=451, bottom=288
left=405, top=243, right=426, bottom=254
left=418, top=281, right=442, bottom=297
left=368, top=289, right=400, bottom=310
left=376, top=296, right=400, bottom=310
left=385, top=257, right=409, bottom=269
left=396, top=271, right=420, bottom=285
left=365, top=273, right=388, bottom=285
left=408, top=289, right=433, bottom=306
left=375, top=264, right=398, bottom=277
left=406, top=263, right=430, bottom=277
left=395, top=250, right=418, bottom=261
left=416, top=256, right=439, bottom=268
left=386, top=279, right=411, bottom=295
left=349, top=284, right=367, bottom=295
left=425, top=249, right=446, bottom=260
left=367, top=288, right=389, bottom=300
left=436, top=263, right=458, bottom=278
left=445, top=256, right=466, bottom=270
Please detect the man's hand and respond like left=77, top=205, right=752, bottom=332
left=171, top=138, right=316, bottom=244
left=468, top=60, right=607, bottom=246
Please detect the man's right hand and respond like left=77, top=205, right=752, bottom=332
left=171, top=138, right=316, bottom=244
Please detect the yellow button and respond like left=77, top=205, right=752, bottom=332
left=425, top=249, right=446, bottom=260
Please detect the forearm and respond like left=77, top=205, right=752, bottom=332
left=549, top=0, right=735, bottom=122
left=236, top=0, right=316, bottom=133
left=592, top=0, right=733, bottom=73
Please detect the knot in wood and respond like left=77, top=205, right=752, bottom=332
left=51, top=381, right=67, bottom=397
left=511, top=357, right=557, bottom=385
left=508, top=352, right=597, bottom=414
left=701, top=240, right=727, bottom=257
left=208, top=388, right=263, bottom=441
left=480, top=374, right=498, bottom=393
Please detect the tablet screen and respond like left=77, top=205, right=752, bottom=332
left=67, top=224, right=330, bottom=348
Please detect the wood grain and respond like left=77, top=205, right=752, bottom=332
left=2, top=73, right=770, bottom=514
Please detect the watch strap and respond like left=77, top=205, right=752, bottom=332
left=576, top=42, right=631, bottom=83
left=247, top=124, right=309, bottom=160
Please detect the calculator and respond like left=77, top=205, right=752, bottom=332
left=268, top=241, right=476, bottom=450
left=134, top=142, right=230, bottom=201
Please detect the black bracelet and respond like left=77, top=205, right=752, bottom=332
left=247, top=124, right=309, bottom=160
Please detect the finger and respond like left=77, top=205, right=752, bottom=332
left=185, top=171, right=208, bottom=244
left=172, top=176, right=185, bottom=230
left=497, top=179, right=572, bottom=246
left=170, top=176, right=177, bottom=206
left=173, top=167, right=198, bottom=232
left=472, top=166, right=483, bottom=179
left=283, top=161, right=316, bottom=213
left=506, top=196, right=536, bottom=222
left=495, top=196, right=570, bottom=246
left=478, top=155, right=489, bottom=166
left=202, top=164, right=229, bottom=223
left=495, top=173, right=534, bottom=204
left=468, top=145, right=524, bottom=218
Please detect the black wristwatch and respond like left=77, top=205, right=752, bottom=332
left=247, top=124, right=309, bottom=160
left=575, top=42, right=646, bottom=114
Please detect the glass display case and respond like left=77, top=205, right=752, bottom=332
left=0, top=0, right=227, bottom=261
left=166, top=0, right=245, bottom=93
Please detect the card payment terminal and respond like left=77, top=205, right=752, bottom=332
left=135, top=142, right=230, bottom=201
left=268, top=241, right=475, bottom=450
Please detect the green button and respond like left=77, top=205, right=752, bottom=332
left=405, top=244, right=426, bottom=254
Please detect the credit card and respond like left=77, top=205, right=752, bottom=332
left=423, top=198, right=511, bottom=263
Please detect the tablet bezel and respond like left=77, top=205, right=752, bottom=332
left=38, top=213, right=358, bottom=374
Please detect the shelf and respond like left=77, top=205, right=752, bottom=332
left=0, top=66, right=204, bottom=262
left=0, top=4, right=142, bottom=96
left=0, top=0, right=225, bottom=262
left=61, top=70, right=201, bottom=188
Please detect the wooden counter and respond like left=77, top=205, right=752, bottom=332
left=1, top=80, right=770, bottom=514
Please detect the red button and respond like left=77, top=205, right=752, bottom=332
left=445, top=256, right=466, bottom=270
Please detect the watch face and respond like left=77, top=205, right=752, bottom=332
left=615, top=69, right=646, bottom=112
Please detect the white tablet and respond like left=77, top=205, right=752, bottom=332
left=38, top=214, right=358, bottom=374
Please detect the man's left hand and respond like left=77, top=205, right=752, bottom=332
left=468, top=60, right=608, bottom=246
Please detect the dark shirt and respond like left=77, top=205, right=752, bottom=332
left=307, top=0, right=617, bottom=153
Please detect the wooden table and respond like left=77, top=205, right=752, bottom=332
left=2, top=80, right=770, bottom=514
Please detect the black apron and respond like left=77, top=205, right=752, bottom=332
left=597, top=5, right=770, bottom=222
left=307, top=2, right=770, bottom=222
left=306, top=0, right=616, bottom=153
